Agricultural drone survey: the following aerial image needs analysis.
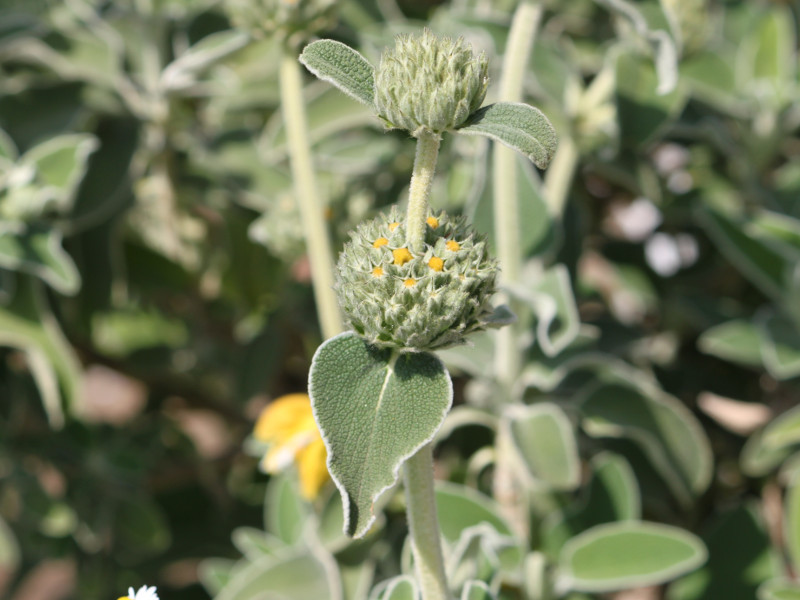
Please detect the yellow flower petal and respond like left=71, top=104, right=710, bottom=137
left=253, top=394, right=316, bottom=444
left=296, top=437, right=330, bottom=499
left=428, top=257, right=444, bottom=271
left=373, top=237, right=389, bottom=248
left=372, top=266, right=384, bottom=277
left=427, top=216, right=439, bottom=228
left=404, top=278, right=417, bottom=287
left=388, top=222, right=400, bottom=231
left=446, top=240, right=460, bottom=251
left=393, top=247, right=413, bottom=266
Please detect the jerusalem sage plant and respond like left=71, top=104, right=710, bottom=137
left=300, top=30, right=557, bottom=600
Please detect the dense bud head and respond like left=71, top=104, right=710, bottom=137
left=225, top=0, right=336, bottom=46
left=336, top=206, right=498, bottom=351
left=374, top=30, right=489, bottom=136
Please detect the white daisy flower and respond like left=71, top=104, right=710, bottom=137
left=118, top=585, right=159, bottom=600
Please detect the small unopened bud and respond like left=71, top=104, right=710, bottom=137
left=374, top=29, right=489, bottom=136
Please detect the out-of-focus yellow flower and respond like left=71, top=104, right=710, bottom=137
left=254, top=393, right=329, bottom=500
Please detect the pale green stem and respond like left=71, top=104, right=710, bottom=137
left=543, top=134, right=578, bottom=219
left=493, top=1, right=544, bottom=397
left=492, top=0, right=544, bottom=544
left=280, top=51, right=344, bottom=340
left=403, top=443, right=450, bottom=600
left=406, top=130, right=442, bottom=253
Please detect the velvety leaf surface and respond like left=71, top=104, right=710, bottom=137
left=559, top=522, right=707, bottom=592
left=458, top=102, right=557, bottom=169
left=309, top=332, right=452, bottom=538
left=300, top=40, right=376, bottom=107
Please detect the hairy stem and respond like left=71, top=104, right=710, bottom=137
left=280, top=51, right=344, bottom=340
left=492, top=0, right=545, bottom=543
left=493, top=1, right=545, bottom=397
left=406, top=130, right=442, bottom=253
left=543, top=134, right=578, bottom=219
left=403, top=443, right=450, bottom=600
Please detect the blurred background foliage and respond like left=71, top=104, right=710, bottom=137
left=0, top=0, right=799, bottom=599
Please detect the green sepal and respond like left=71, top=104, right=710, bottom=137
left=309, top=332, right=452, bottom=538
left=458, top=102, right=557, bottom=169
left=300, top=40, right=376, bottom=108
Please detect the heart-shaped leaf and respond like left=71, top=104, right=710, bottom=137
left=458, top=102, right=557, bottom=169
left=300, top=40, right=376, bottom=108
left=558, top=522, right=707, bottom=592
left=309, top=332, right=452, bottom=538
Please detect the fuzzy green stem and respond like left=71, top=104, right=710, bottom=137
left=406, top=130, right=442, bottom=253
left=403, top=443, right=450, bottom=600
left=543, top=134, right=578, bottom=219
left=280, top=51, right=344, bottom=340
left=493, top=1, right=544, bottom=399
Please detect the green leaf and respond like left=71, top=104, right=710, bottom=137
left=217, top=551, right=339, bottom=600
left=759, top=579, right=800, bottom=600
left=758, top=312, right=800, bottom=380
left=22, top=133, right=98, bottom=209
left=0, top=277, right=82, bottom=428
left=740, top=428, right=797, bottom=477
left=198, top=558, right=238, bottom=596
left=300, top=40, right=376, bottom=107
left=699, top=209, right=790, bottom=301
left=264, top=474, right=310, bottom=546
left=698, top=319, right=764, bottom=368
left=458, top=102, right=558, bottom=169
left=517, top=265, right=580, bottom=357
left=762, top=405, right=800, bottom=451
left=615, top=52, right=686, bottom=147
left=542, top=453, right=640, bottom=557
left=786, top=472, right=800, bottom=574
left=309, top=332, right=452, bottom=538
left=508, top=403, right=580, bottom=490
left=434, top=482, right=512, bottom=543
left=161, top=30, right=249, bottom=92
left=0, top=515, right=20, bottom=575
left=578, top=382, right=712, bottom=505
left=0, top=226, right=80, bottom=295
left=559, top=522, right=707, bottom=593
left=371, top=576, right=418, bottom=600
left=231, top=527, right=286, bottom=561
left=668, top=504, right=781, bottom=600
left=461, top=580, right=495, bottom=600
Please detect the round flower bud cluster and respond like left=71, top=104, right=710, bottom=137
left=335, top=206, right=498, bottom=351
left=374, top=30, right=489, bottom=136
left=225, top=0, right=336, bottom=46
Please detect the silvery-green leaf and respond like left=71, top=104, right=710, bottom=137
left=786, top=473, right=800, bottom=575
left=669, top=504, right=781, bottom=600
left=434, top=482, right=513, bottom=543
left=264, top=474, right=310, bottom=546
left=596, top=0, right=678, bottom=94
left=758, top=311, right=800, bottom=380
left=198, top=558, right=237, bottom=597
left=458, top=102, right=558, bottom=169
left=0, top=515, right=19, bottom=575
left=508, top=403, right=580, bottom=491
left=300, top=40, right=376, bottom=108
left=482, top=304, right=516, bottom=329
left=762, top=404, right=800, bottom=451
left=0, top=277, right=82, bottom=428
left=217, top=551, right=339, bottom=600
left=231, top=527, right=286, bottom=561
left=461, top=580, right=495, bottom=600
left=309, top=332, right=452, bottom=538
left=759, top=579, right=800, bottom=600
left=0, top=127, right=17, bottom=160
left=558, top=522, right=707, bottom=593
left=578, top=381, right=712, bottom=505
left=698, top=319, right=764, bottom=369
left=0, top=226, right=80, bottom=295
left=369, top=576, right=418, bottom=600
left=22, top=133, right=98, bottom=211
left=541, top=453, right=640, bottom=557
left=161, top=30, right=249, bottom=92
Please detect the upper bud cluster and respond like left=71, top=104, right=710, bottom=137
left=225, top=0, right=336, bottom=46
left=335, top=206, right=497, bottom=351
left=374, top=30, right=489, bottom=136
